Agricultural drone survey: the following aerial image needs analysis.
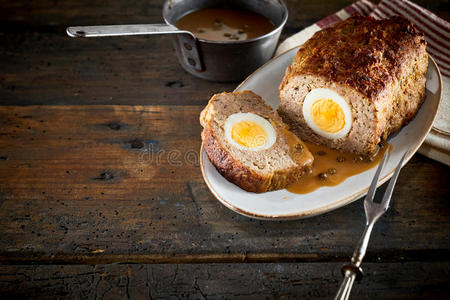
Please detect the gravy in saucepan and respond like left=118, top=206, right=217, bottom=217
left=176, top=8, right=275, bottom=42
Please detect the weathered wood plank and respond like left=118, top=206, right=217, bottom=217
left=0, top=0, right=447, bottom=106
left=1, top=1, right=449, bottom=297
left=0, top=106, right=449, bottom=264
left=0, top=32, right=234, bottom=106
left=0, top=0, right=447, bottom=29
left=0, top=262, right=449, bottom=299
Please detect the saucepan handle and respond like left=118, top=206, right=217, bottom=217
left=66, top=24, right=203, bottom=71
left=67, top=24, right=186, bottom=37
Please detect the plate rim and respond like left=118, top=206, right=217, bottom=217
left=200, top=49, right=443, bottom=220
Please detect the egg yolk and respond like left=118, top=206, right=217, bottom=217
left=231, top=121, right=268, bottom=148
left=310, top=99, right=345, bottom=133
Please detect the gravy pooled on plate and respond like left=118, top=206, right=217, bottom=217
left=284, top=132, right=392, bottom=194
left=175, top=8, right=275, bottom=42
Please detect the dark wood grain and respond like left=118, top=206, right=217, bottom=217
left=0, top=0, right=448, bottom=106
left=1, top=0, right=449, bottom=298
left=0, top=262, right=449, bottom=299
left=0, top=106, right=449, bottom=265
left=0, top=32, right=233, bottom=106
left=0, top=0, right=447, bottom=29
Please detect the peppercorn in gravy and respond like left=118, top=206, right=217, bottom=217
left=175, top=8, right=275, bottom=42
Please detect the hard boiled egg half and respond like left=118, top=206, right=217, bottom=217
left=302, top=88, right=352, bottom=139
left=224, top=112, right=277, bottom=151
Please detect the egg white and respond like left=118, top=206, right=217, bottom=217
left=224, top=112, right=277, bottom=151
left=302, top=88, right=352, bottom=139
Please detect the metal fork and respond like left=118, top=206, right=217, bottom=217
left=335, top=149, right=409, bottom=300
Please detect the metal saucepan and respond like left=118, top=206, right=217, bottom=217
left=66, top=0, right=288, bottom=82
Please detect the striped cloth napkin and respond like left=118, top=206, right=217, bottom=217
left=276, top=0, right=450, bottom=166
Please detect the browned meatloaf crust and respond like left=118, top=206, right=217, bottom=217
left=278, top=15, right=428, bottom=156
left=200, top=91, right=314, bottom=193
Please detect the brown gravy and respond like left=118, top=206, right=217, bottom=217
left=287, top=141, right=392, bottom=194
left=175, top=8, right=275, bottom=42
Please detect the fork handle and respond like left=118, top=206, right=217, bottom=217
left=335, top=269, right=356, bottom=300
left=335, top=222, right=373, bottom=299
left=352, top=222, right=374, bottom=266
left=335, top=265, right=363, bottom=300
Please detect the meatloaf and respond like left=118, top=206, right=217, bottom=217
left=278, top=15, right=428, bottom=156
left=200, top=91, right=314, bottom=193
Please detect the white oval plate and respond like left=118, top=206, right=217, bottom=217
left=200, top=47, right=442, bottom=220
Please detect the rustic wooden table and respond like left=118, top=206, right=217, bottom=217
left=1, top=0, right=449, bottom=298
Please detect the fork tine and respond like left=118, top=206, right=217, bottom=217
left=380, top=150, right=409, bottom=210
left=365, top=149, right=390, bottom=203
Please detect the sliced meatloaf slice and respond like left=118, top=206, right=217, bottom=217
left=278, top=15, right=428, bottom=157
left=200, top=91, right=314, bottom=193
